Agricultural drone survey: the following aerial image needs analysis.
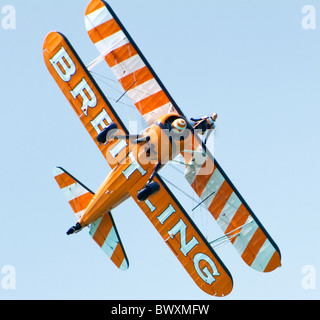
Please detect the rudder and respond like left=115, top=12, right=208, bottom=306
left=53, top=166, right=94, bottom=218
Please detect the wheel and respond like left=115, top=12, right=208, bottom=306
left=137, top=181, right=160, bottom=201
left=96, top=123, right=118, bottom=144
left=66, top=222, right=82, bottom=235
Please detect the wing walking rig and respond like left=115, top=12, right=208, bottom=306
left=43, top=0, right=281, bottom=297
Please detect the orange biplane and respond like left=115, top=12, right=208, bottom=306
left=43, top=0, right=281, bottom=297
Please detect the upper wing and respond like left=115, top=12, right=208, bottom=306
left=183, top=137, right=282, bottom=272
left=128, top=172, right=233, bottom=297
left=43, top=31, right=130, bottom=169
left=84, top=0, right=182, bottom=125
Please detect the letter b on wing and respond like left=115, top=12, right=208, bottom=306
left=49, top=46, right=76, bottom=82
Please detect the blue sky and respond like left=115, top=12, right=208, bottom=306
left=0, top=0, right=320, bottom=299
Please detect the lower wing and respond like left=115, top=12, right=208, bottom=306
left=183, top=136, right=281, bottom=272
left=128, top=172, right=233, bottom=297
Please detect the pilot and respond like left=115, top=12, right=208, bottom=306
left=190, top=113, right=218, bottom=134
left=171, top=118, right=187, bottom=134
left=170, top=117, right=189, bottom=142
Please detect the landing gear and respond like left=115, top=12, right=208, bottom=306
left=137, top=181, right=160, bottom=201
left=97, top=122, right=151, bottom=145
left=66, top=222, right=82, bottom=235
left=137, top=162, right=161, bottom=201
left=97, top=123, right=119, bottom=144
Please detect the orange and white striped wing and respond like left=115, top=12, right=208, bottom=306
left=43, top=31, right=130, bottom=170
left=183, top=137, right=282, bottom=272
left=85, top=0, right=181, bottom=125
left=84, top=0, right=281, bottom=273
left=53, top=167, right=94, bottom=218
left=53, top=167, right=129, bottom=270
left=129, top=173, right=233, bottom=297
left=89, top=212, right=129, bottom=270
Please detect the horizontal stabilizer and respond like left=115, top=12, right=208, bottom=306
left=89, top=212, right=129, bottom=270
left=53, top=167, right=94, bottom=218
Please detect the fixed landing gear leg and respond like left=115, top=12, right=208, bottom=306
left=137, top=162, right=161, bottom=201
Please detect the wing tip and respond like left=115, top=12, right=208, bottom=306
left=119, top=259, right=129, bottom=271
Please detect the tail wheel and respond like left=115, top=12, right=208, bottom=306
left=137, top=181, right=160, bottom=201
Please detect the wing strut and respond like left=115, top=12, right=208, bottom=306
left=209, top=220, right=254, bottom=249
left=87, top=36, right=127, bottom=71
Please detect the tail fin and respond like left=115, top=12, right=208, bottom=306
left=53, top=166, right=129, bottom=270
left=53, top=167, right=94, bottom=218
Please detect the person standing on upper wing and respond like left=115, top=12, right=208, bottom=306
left=190, top=113, right=218, bottom=144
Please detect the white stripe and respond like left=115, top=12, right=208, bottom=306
left=101, top=226, right=118, bottom=256
left=87, top=36, right=127, bottom=71
left=109, top=139, right=128, bottom=158
left=110, top=54, right=145, bottom=80
left=217, top=192, right=242, bottom=232
left=127, top=78, right=161, bottom=104
left=200, top=168, right=225, bottom=208
left=233, top=217, right=258, bottom=256
left=143, top=102, right=176, bottom=124
left=94, top=30, right=129, bottom=55
left=61, top=182, right=88, bottom=202
left=85, top=6, right=113, bottom=31
left=75, top=209, right=86, bottom=219
left=53, top=167, right=63, bottom=177
left=175, top=122, right=186, bottom=130
left=184, top=144, right=207, bottom=184
left=120, top=259, right=129, bottom=270
left=251, top=239, right=276, bottom=271
left=89, top=217, right=102, bottom=236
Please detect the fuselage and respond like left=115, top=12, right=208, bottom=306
left=78, top=113, right=190, bottom=227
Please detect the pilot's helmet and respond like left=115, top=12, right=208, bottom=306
left=171, top=118, right=187, bottom=134
left=211, top=113, right=218, bottom=121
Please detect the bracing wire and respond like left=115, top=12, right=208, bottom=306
left=90, top=70, right=155, bottom=107
left=159, top=174, right=203, bottom=207
left=90, top=71, right=137, bottom=109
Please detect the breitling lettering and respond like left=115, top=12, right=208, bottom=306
left=90, top=108, right=113, bottom=134
left=122, top=151, right=147, bottom=179
left=49, top=46, right=97, bottom=116
left=153, top=201, right=219, bottom=284
left=168, top=219, right=199, bottom=256
left=194, top=253, right=220, bottom=284
left=49, top=44, right=132, bottom=165
left=70, top=78, right=97, bottom=115
left=49, top=46, right=76, bottom=81
left=48, top=44, right=215, bottom=174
